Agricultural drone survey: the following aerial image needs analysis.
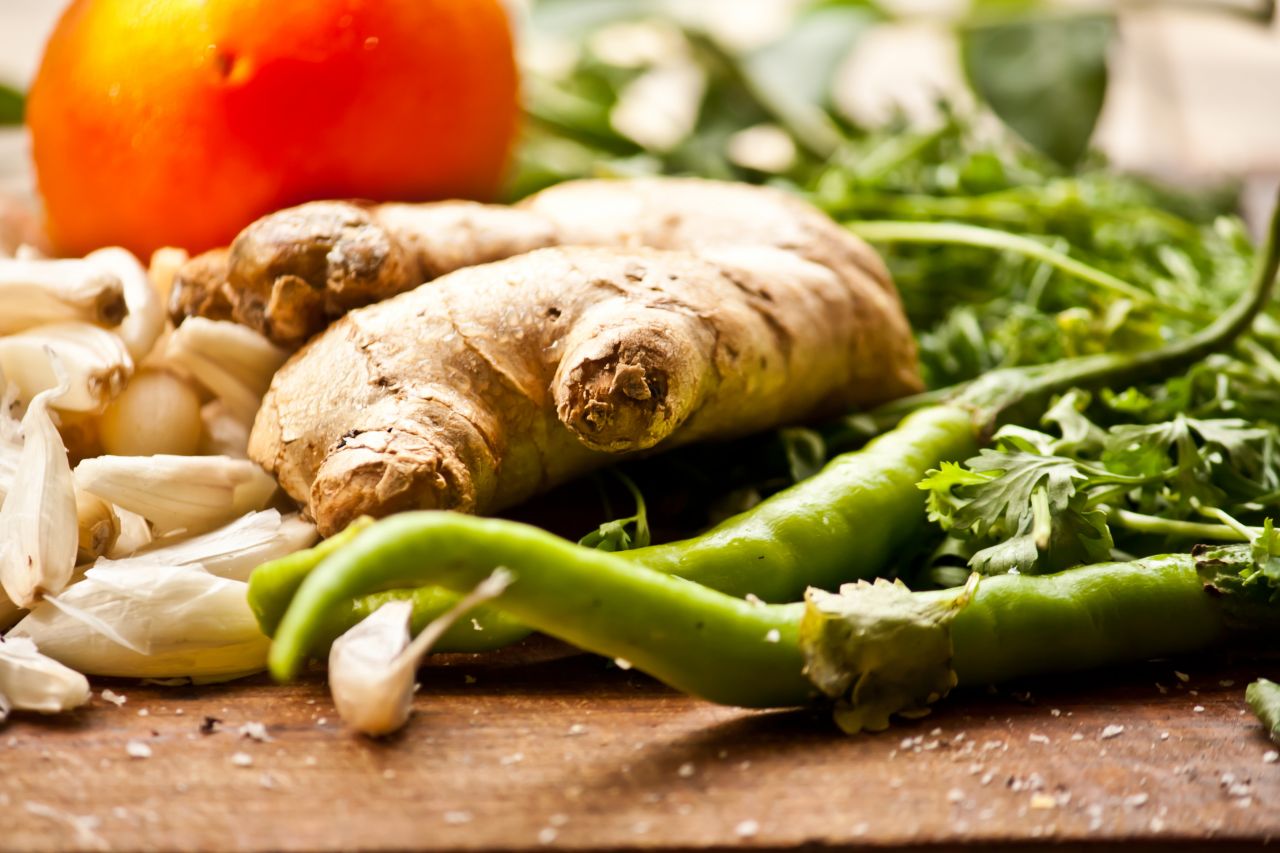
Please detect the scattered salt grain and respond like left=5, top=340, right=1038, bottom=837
left=238, top=722, right=272, bottom=742
left=1100, top=725, right=1125, bottom=740
left=1193, top=705, right=1205, bottom=713
left=1150, top=817, right=1166, bottom=832
left=1160, top=732, right=1170, bottom=741
left=500, top=752, right=524, bottom=766
left=1050, top=708, right=1061, bottom=717
left=677, top=762, right=695, bottom=778
left=947, top=788, right=965, bottom=804
left=735, top=819, right=759, bottom=837
left=763, top=629, right=781, bottom=644
left=125, top=740, right=152, bottom=759
left=614, top=658, right=633, bottom=670
left=568, top=724, right=587, bottom=736
left=230, top=752, right=253, bottom=767
left=444, top=811, right=473, bottom=825
left=100, top=690, right=126, bottom=707
left=1029, top=734, right=1050, bottom=745
left=537, top=827, right=558, bottom=845
left=1174, top=671, right=1190, bottom=683
left=259, top=773, right=277, bottom=789
left=1264, top=751, right=1279, bottom=764
left=137, top=709, right=149, bottom=717
left=1124, top=793, right=1149, bottom=808
left=1071, top=733, right=1084, bottom=741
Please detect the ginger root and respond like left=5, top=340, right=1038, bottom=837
left=180, top=178, right=920, bottom=533
left=171, top=178, right=899, bottom=348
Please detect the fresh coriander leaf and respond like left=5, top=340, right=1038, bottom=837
left=1041, top=389, right=1105, bottom=455
left=1246, top=679, right=1280, bottom=745
left=579, top=472, right=651, bottom=553
left=961, top=14, right=1113, bottom=168
left=955, top=445, right=1087, bottom=539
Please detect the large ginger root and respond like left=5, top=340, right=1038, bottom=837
left=171, top=178, right=899, bottom=348
left=252, top=243, right=920, bottom=536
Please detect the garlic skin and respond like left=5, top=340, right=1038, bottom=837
left=329, top=569, right=512, bottom=737
left=9, top=562, right=269, bottom=682
left=163, top=318, right=288, bottom=425
left=116, top=509, right=317, bottom=582
left=75, top=490, right=120, bottom=565
left=328, top=600, right=415, bottom=737
left=0, top=257, right=127, bottom=334
left=0, top=380, right=78, bottom=608
left=0, top=323, right=132, bottom=413
left=74, top=454, right=277, bottom=537
left=0, top=636, right=90, bottom=719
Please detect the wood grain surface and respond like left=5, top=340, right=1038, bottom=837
left=3, top=638, right=1279, bottom=852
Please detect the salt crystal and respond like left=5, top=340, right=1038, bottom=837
left=1100, top=725, right=1125, bottom=740
left=238, top=722, right=272, bottom=742
left=500, top=752, right=524, bottom=766
left=137, top=709, right=149, bottom=717
left=1150, top=817, right=1166, bottom=832
left=549, top=814, right=569, bottom=828
left=1071, top=733, right=1084, bottom=741
left=677, top=762, right=695, bottom=778
left=947, top=788, right=965, bottom=804
left=444, top=811, right=473, bottom=825
left=101, top=690, right=126, bottom=707
left=1124, top=793, right=1149, bottom=808
left=1264, top=751, right=1279, bottom=764
left=1050, top=709, right=1061, bottom=717
left=763, top=629, right=781, bottom=644
left=231, top=752, right=253, bottom=767
left=1029, top=734, right=1050, bottom=744
left=735, top=819, right=759, bottom=837
left=1160, top=732, right=1170, bottom=741
left=537, top=827, right=558, bottom=845
left=568, top=724, right=587, bottom=736
left=1193, top=705, right=1205, bottom=713
left=125, top=740, right=152, bottom=759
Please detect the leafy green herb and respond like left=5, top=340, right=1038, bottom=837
left=1246, top=678, right=1280, bottom=745
left=0, top=84, right=23, bottom=126
left=579, top=471, right=651, bottom=552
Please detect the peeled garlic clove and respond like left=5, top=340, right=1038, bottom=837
left=74, top=454, right=277, bottom=537
left=98, top=369, right=203, bottom=457
left=9, top=562, right=269, bottom=681
left=0, top=380, right=78, bottom=608
left=88, top=248, right=165, bottom=364
left=163, top=318, right=288, bottom=425
left=0, top=636, right=90, bottom=719
left=329, top=600, right=415, bottom=737
left=0, top=257, right=127, bottom=334
left=0, top=323, right=132, bottom=413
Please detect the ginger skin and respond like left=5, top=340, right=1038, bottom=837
left=183, top=178, right=921, bottom=532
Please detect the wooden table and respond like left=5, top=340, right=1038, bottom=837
left=4, top=639, right=1278, bottom=851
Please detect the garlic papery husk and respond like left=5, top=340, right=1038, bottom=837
left=106, top=506, right=153, bottom=558
left=9, top=562, right=269, bottom=681
left=88, top=248, right=165, bottom=364
left=0, top=257, right=127, bottom=334
left=0, top=636, right=90, bottom=719
left=164, top=318, right=288, bottom=425
left=75, top=490, right=120, bottom=565
left=0, top=323, right=132, bottom=413
left=119, top=509, right=317, bottom=581
left=0, top=379, right=78, bottom=608
left=74, top=454, right=277, bottom=537
left=330, top=569, right=512, bottom=736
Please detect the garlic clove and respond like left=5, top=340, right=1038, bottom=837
left=88, top=248, right=166, bottom=365
left=0, top=257, right=127, bottom=334
left=0, top=635, right=90, bottom=719
left=162, top=318, right=288, bottom=425
left=0, top=323, right=132, bottom=413
left=74, top=454, right=277, bottom=537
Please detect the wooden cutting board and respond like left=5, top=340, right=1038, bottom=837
left=3, top=639, right=1278, bottom=851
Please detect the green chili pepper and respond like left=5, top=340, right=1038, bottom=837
left=269, top=512, right=1260, bottom=729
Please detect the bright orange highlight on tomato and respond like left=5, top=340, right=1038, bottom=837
left=27, top=0, right=520, bottom=259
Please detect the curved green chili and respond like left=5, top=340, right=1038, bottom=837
left=270, top=513, right=1237, bottom=719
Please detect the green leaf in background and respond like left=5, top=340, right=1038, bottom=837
left=961, top=14, right=1113, bottom=168
left=744, top=1, right=881, bottom=138
left=0, top=83, right=24, bottom=126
